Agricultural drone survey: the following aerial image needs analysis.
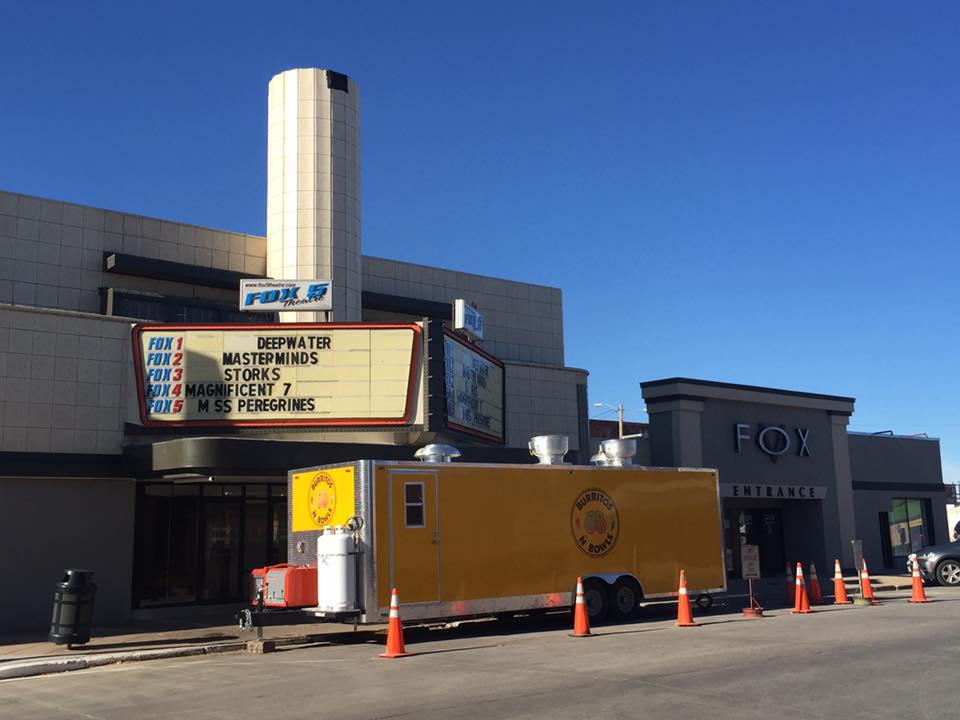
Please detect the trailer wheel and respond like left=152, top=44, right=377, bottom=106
left=695, top=594, right=713, bottom=610
left=582, top=578, right=610, bottom=622
left=610, top=577, right=643, bottom=620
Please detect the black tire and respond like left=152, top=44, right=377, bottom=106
left=935, top=558, right=960, bottom=586
left=695, top=594, right=714, bottom=610
left=610, top=577, right=643, bottom=620
left=582, top=578, right=610, bottom=622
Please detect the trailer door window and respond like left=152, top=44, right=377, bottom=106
left=404, top=482, right=425, bottom=528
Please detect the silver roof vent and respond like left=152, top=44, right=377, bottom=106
left=598, top=438, right=637, bottom=467
left=528, top=435, right=569, bottom=465
left=414, top=444, right=461, bottom=463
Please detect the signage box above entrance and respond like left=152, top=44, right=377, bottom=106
left=239, top=279, right=332, bottom=312
left=132, top=323, right=421, bottom=428
left=721, top=484, right=829, bottom=500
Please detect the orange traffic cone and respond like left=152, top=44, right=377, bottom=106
left=792, top=562, right=813, bottom=614
left=784, top=561, right=794, bottom=605
left=860, top=559, right=879, bottom=605
left=571, top=577, right=592, bottom=637
left=833, top=559, right=851, bottom=604
left=808, top=563, right=823, bottom=605
left=908, top=557, right=930, bottom=603
left=378, top=587, right=411, bottom=658
left=676, top=570, right=698, bottom=627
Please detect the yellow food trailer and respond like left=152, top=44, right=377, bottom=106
left=278, top=447, right=725, bottom=624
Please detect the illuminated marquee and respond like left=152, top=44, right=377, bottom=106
left=132, top=323, right=421, bottom=428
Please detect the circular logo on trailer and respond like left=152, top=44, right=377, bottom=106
left=571, top=488, right=619, bottom=557
left=308, top=472, right=336, bottom=527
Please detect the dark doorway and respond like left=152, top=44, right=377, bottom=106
left=725, top=508, right=786, bottom=578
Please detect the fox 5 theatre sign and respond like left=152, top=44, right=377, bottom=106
left=240, top=279, right=332, bottom=312
left=735, top=422, right=811, bottom=460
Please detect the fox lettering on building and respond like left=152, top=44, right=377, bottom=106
left=735, top=423, right=811, bottom=458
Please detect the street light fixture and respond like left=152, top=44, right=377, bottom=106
left=593, top=401, right=625, bottom=439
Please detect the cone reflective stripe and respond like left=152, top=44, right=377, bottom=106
left=784, top=561, right=795, bottom=605
left=676, top=570, right=698, bottom=627
left=861, top=559, right=879, bottom=604
left=792, top=562, right=812, bottom=613
left=833, top=559, right=851, bottom=604
left=378, top=588, right=411, bottom=658
left=572, top=576, right=592, bottom=637
left=908, top=557, right=931, bottom=603
left=808, top=563, right=823, bottom=605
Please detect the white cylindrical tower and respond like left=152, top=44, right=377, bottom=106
left=267, top=68, right=361, bottom=321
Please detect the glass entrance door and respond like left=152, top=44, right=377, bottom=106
left=725, top=508, right=786, bottom=578
left=200, top=500, right=243, bottom=601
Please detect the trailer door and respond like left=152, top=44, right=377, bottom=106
left=389, top=471, right=439, bottom=603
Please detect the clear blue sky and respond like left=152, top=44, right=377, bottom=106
left=2, top=2, right=958, bottom=483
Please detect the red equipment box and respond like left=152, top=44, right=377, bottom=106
left=250, top=564, right=317, bottom=608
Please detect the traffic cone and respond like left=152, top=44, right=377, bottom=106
left=808, top=563, right=823, bottom=605
left=571, top=577, right=592, bottom=637
left=676, top=570, right=698, bottom=627
left=784, top=561, right=794, bottom=605
left=860, top=559, right=879, bottom=604
left=833, top=559, right=851, bottom=604
left=792, top=562, right=813, bottom=614
left=908, top=557, right=930, bottom=603
left=378, top=588, right=411, bottom=658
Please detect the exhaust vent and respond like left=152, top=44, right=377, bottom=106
left=595, top=438, right=637, bottom=467
left=528, top=435, right=569, bottom=465
left=414, top=444, right=461, bottom=463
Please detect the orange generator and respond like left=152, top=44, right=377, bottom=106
left=251, top=564, right=317, bottom=608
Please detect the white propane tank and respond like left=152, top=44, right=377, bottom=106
left=317, top=526, right=357, bottom=612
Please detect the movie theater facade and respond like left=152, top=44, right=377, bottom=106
left=640, top=378, right=948, bottom=581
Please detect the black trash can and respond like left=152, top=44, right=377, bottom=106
left=49, top=569, right=97, bottom=647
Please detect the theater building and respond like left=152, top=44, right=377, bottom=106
left=0, top=67, right=948, bottom=635
left=0, top=68, right=588, bottom=633
left=639, top=378, right=948, bottom=578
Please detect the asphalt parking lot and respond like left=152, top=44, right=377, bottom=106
left=2, top=588, right=958, bottom=720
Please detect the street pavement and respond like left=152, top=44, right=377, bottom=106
left=2, top=587, right=957, bottom=720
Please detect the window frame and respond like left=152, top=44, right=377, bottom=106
left=403, top=481, right=425, bottom=529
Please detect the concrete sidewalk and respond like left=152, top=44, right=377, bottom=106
left=0, top=573, right=920, bottom=681
left=0, top=619, right=378, bottom=681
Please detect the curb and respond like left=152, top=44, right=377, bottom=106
left=0, top=642, right=247, bottom=681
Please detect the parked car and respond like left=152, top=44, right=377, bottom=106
left=908, top=541, right=960, bottom=586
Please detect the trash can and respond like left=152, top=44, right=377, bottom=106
left=49, top=569, right=97, bottom=647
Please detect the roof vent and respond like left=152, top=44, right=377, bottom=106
left=414, top=444, right=461, bottom=463
left=597, top=438, right=637, bottom=467
left=528, top=435, right=569, bottom=465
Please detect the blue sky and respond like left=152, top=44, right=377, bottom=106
left=2, top=3, right=958, bottom=482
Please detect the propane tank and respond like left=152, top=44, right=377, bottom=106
left=316, top=526, right=357, bottom=612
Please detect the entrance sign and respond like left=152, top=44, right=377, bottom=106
left=132, top=323, right=421, bottom=428
left=722, top=484, right=828, bottom=500
left=741, top=544, right=761, bottom=579
left=240, top=279, right=332, bottom=312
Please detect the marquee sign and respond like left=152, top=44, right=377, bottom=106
left=442, top=328, right=504, bottom=443
left=132, top=323, right=421, bottom=428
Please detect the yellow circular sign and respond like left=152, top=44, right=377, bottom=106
left=571, top=488, right=619, bottom=557
left=308, top=472, right=337, bottom=527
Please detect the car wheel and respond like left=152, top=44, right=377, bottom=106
left=582, top=578, right=610, bottom=622
left=935, top=559, right=960, bottom=586
left=610, top=577, right=643, bottom=620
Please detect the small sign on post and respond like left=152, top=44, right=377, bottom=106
left=741, top=544, right=763, bottom=618
left=741, top=544, right=761, bottom=580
